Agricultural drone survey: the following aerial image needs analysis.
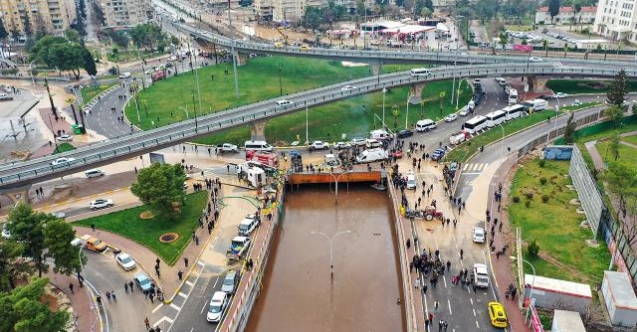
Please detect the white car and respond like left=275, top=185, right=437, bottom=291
left=334, top=142, right=351, bottom=150
left=350, top=137, right=366, bottom=146
left=115, top=253, right=137, bottom=271
left=308, top=141, right=329, bottom=151
left=555, top=92, right=568, bottom=98
left=119, top=72, right=131, bottom=79
left=445, top=114, right=458, bottom=122
left=341, top=85, right=356, bottom=92
left=50, top=157, right=76, bottom=166
left=89, top=199, right=113, bottom=210
left=473, top=227, right=486, bottom=243
left=56, top=134, right=74, bottom=142
left=459, top=106, right=471, bottom=116
left=207, top=291, right=229, bottom=322
left=529, top=56, right=543, bottom=62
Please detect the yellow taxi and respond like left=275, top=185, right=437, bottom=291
left=274, top=42, right=284, bottom=48
left=488, top=301, right=508, bottom=328
left=299, top=45, right=311, bottom=51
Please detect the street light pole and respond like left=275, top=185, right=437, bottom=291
left=382, top=87, right=387, bottom=130
left=310, top=230, right=352, bottom=277
left=512, top=256, right=536, bottom=308
left=405, top=94, right=410, bottom=130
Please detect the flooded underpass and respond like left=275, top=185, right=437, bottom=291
left=245, top=185, right=406, bottom=332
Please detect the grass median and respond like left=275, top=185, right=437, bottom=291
left=125, top=55, right=472, bottom=145
left=546, top=79, right=637, bottom=95
left=445, top=111, right=561, bottom=162
left=75, top=191, right=208, bottom=265
left=80, top=84, right=115, bottom=106
left=508, top=158, right=611, bottom=285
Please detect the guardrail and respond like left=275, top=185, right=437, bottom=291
left=0, top=64, right=635, bottom=189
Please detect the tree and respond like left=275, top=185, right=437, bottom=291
left=543, top=39, right=549, bottom=57
left=0, top=278, right=70, bottom=332
left=64, top=29, right=81, bottom=44
left=0, top=240, right=28, bottom=292
left=574, top=3, right=582, bottom=31
left=302, top=7, right=322, bottom=30
left=130, top=163, right=187, bottom=220
left=548, top=0, right=560, bottom=24
left=82, top=46, right=97, bottom=76
left=527, top=239, right=540, bottom=258
left=424, top=0, right=434, bottom=12
left=608, top=132, right=620, bottom=161
left=48, top=43, right=86, bottom=79
left=43, top=220, right=81, bottom=275
left=605, top=106, right=623, bottom=129
left=499, top=32, right=507, bottom=50
left=606, top=69, right=628, bottom=108
left=5, top=202, right=57, bottom=277
left=78, top=0, right=87, bottom=18
left=22, top=12, right=32, bottom=38
left=0, top=17, right=8, bottom=58
left=563, top=112, right=576, bottom=144
left=605, top=162, right=637, bottom=222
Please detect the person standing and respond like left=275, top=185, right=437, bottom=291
left=184, top=257, right=189, bottom=268
left=69, top=283, right=74, bottom=294
left=144, top=317, right=150, bottom=330
left=459, top=248, right=464, bottom=260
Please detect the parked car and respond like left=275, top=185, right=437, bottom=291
left=350, top=137, right=366, bottom=146
left=529, top=56, right=543, bottom=62
left=397, top=129, right=414, bottom=138
left=308, top=141, right=329, bottom=151
left=207, top=291, right=229, bottom=323
left=459, top=106, right=471, bottom=116
left=56, top=134, right=74, bottom=142
left=133, top=273, right=152, bottom=292
left=488, top=302, right=508, bottom=328
left=334, top=142, right=351, bottom=150
left=89, top=199, right=113, bottom=210
left=473, top=227, right=486, bottom=243
left=116, top=253, right=137, bottom=271
left=221, top=270, right=239, bottom=294
left=445, top=114, right=458, bottom=122
left=50, top=157, right=76, bottom=166
left=555, top=92, right=568, bottom=98
left=119, top=72, right=131, bottom=79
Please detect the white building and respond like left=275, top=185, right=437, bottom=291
left=254, top=0, right=376, bottom=24
left=535, top=6, right=597, bottom=25
left=593, top=0, right=637, bottom=41
left=99, top=0, right=151, bottom=28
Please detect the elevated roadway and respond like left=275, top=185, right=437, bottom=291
left=0, top=63, right=634, bottom=191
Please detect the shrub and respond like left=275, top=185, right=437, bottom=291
left=525, top=200, right=531, bottom=208
left=108, top=66, right=118, bottom=75
left=525, top=192, right=534, bottom=200
left=528, top=239, right=540, bottom=258
left=538, top=159, right=546, bottom=168
left=542, top=195, right=549, bottom=203
left=539, top=177, right=547, bottom=185
left=513, top=196, right=520, bottom=203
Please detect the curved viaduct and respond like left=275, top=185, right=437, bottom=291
left=0, top=63, right=633, bottom=191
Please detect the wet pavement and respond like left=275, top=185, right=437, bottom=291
left=245, top=186, right=406, bottom=332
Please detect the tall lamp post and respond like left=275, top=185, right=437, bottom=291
left=310, top=230, right=352, bottom=277
left=326, top=170, right=355, bottom=203
left=512, top=256, right=536, bottom=309
left=382, top=87, right=387, bottom=129
left=405, top=93, right=410, bottom=129
left=545, top=95, right=560, bottom=142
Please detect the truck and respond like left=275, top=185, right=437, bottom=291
left=78, top=234, right=108, bottom=252
left=237, top=165, right=266, bottom=188
left=246, top=150, right=278, bottom=167
left=355, top=148, right=388, bottom=163
left=218, top=143, right=239, bottom=153
left=449, top=130, right=470, bottom=145
left=522, top=98, right=548, bottom=112
left=226, top=236, right=251, bottom=261
left=324, top=154, right=339, bottom=166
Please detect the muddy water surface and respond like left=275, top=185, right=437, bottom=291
left=245, top=186, right=406, bottom=332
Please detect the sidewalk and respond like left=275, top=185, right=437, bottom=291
left=46, top=271, right=100, bottom=332
left=485, top=154, right=532, bottom=332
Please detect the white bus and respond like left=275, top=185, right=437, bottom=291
left=503, top=104, right=525, bottom=120
left=410, top=68, right=431, bottom=77
left=463, top=115, right=488, bottom=134
left=508, top=89, right=518, bottom=105
left=485, top=110, right=507, bottom=127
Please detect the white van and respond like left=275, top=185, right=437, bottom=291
left=406, top=172, right=416, bottom=190
left=365, top=139, right=382, bottom=149
left=415, top=119, right=436, bottom=132
left=244, top=140, right=273, bottom=152
left=275, top=99, right=293, bottom=108
left=410, top=68, right=431, bottom=77
left=473, top=263, right=490, bottom=288
left=85, top=169, right=105, bottom=178
left=238, top=216, right=259, bottom=236
left=355, top=148, right=388, bottom=163
left=369, top=129, right=391, bottom=141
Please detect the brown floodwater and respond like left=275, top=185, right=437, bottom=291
left=245, top=185, right=406, bottom=332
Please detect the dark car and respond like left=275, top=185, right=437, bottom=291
left=397, top=129, right=414, bottom=138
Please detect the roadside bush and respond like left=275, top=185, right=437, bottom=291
left=525, top=200, right=531, bottom=208
left=108, top=66, right=118, bottom=75
left=538, top=159, right=546, bottom=168
left=540, top=177, right=547, bottom=185
left=513, top=196, right=520, bottom=203
left=525, top=192, right=534, bottom=200
left=528, top=239, right=540, bottom=258
left=542, top=195, right=550, bottom=203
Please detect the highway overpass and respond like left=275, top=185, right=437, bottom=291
left=0, top=63, right=633, bottom=191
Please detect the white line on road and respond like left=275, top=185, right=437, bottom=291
left=475, top=321, right=480, bottom=328
left=178, top=292, right=188, bottom=298
left=472, top=308, right=476, bottom=316
left=152, top=303, right=164, bottom=313
left=154, top=316, right=174, bottom=327
left=197, top=260, right=205, bottom=266
left=470, top=298, right=474, bottom=306
left=185, top=281, right=194, bottom=287
left=447, top=299, right=452, bottom=315
left=170, top=303, right=181, bottom=311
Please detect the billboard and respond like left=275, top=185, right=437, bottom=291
left=149, top=153, right=165, bottom=164
left=513, top=44, right=533, bottom=52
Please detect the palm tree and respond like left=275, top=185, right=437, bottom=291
left=574, top=4, right=582, bottom=31
left=66, top=98, right=79, bottom=125
left=499, top=32, right=507, bottom=51
left=543, top=39, right=549, bottom=57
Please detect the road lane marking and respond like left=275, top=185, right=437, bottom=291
left=197, top=260, right=205, bottom=266
left=473, top=308, right=476, bottom=316
left=185, top=281, right=194, bottom=287
left=470, top=298, right=474, bottom=305
left=475, top=321, right=480, bottom=328
left=178, top=292, right=188, bottom=298
left=154, top=316, right=174, bottom=327
left=170, top=303, right=181, bottom=311
left=447, top=299, right=452, bottom=315
left=152, top=303, right=164, bottom=313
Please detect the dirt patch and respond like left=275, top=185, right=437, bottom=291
left=140, top=211, right=154, bottom=219
left=159, top=232, right=179, bottom=243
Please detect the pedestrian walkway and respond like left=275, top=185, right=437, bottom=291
left=584, top=140, right=606, bottom=170
left=46, top=271, right=100, bottom=332
left=462, top=162, right=490, bottom=173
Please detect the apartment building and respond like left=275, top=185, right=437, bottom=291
left=593, top=0, right=637, bottom=42
left=253, top=0, right=376, bottom=23
left=99, top=0, right=151, bottom=28
left=0, top=0, right=77, bottom=37
left=535, top=6, right=597, bottom=25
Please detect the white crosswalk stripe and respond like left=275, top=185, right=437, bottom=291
left=552, top=62, right=564, bottom=68
left=462, top=163, right=489, bottom=172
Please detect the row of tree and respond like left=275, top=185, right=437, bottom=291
left=29, top=35, right=96, bottom=80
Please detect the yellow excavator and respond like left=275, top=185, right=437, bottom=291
left=276, top=27, right=289, bottom=47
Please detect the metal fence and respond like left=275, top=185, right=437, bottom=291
left=569, top=146, right=605, bottom=235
